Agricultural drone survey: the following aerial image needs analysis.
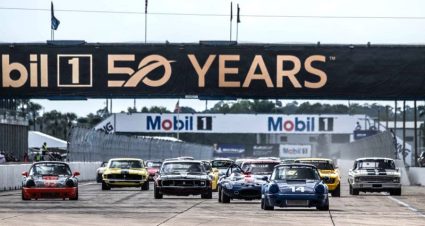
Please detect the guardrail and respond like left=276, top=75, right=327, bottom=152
left=0, top=162, right=101, bottom=191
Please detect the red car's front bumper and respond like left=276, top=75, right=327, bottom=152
left=22, top=187, right=77, bottom=199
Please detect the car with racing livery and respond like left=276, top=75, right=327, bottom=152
left=210, top=158, right=234, bottom=191
left=146, top=160, right=163, bottom=181
left=102, top=158, right=149, bottom=191
left=96, top=162, right=107, bottom=183
left=21, top=161, right=80, bottom=200
left=154, top=160, right=212, bottom=199
left=218, top=159, right=280, bottom=203
left=348, top=157, right=401, bottom=196
left=261, top=163, right=329, bottom=210
left=295, top=158, right=341, bottom=197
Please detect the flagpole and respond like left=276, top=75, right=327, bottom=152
left=145, top=0, right=148, bottom=43
left=177, top=99, right=180, bottom=140
left=236, top=4, right=240, bottom=42
left=230, top=2, right=233, bottom=41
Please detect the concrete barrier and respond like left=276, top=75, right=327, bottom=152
left=0, top=162, right=101, bottom=191
left=408, top=167, right=425, bottom=186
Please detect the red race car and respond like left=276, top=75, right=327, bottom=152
left=21, top=161, right=80, bottom=200
left=146, top=160, right=163, bottom=181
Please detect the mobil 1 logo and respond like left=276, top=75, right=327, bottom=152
left=319, top=117, right=334, bottom=131
left=197, top=116, right=212, bottom=131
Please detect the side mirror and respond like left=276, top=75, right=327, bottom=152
left=262, top=176, right=269, bottom=181
left=22, top=171, right=29, bottom=177
left=322, top=176, right=331, bottom=183
left=73, top=171, right=80, bottom=177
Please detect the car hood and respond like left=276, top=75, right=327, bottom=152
left=354, top=169, right=400, bottom=176
left=160, top=174, right=209, bottom=180
left=104, top=168, right=146, bottom=175
left=275, top=180, right=321, bottom=194
left=31, top=175, right=72, bottom=188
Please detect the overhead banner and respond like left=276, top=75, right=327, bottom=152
left=94, top=113, right=365, bottom=134
left=1, top=43, right=425, bottom=99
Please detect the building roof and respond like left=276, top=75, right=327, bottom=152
left=28, top=131, right=67, bottom=149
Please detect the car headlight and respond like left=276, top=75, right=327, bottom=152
left=315, top=184, right=326, bottom=194
left=393, top=177, right=400, bottom=183
left=225, top=182, right=233, bottom=189
left=269, top=184, right=279, bottom=193
left=200, top=181, right=206, bottom=186
left=354, top=177, right=360, bottom=182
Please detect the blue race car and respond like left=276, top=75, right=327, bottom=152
left=261, top=163, right=330, bottom=211
left=218, top=160, right=280, bottom=203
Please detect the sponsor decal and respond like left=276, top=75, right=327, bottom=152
left=268, top=117, right=315, bottom=132
left=147, top=116, right=194, bottom=131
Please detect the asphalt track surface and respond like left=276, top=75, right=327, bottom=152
left=1, top=182, right=425, bottom=226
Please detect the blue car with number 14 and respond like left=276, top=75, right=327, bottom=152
left=261, top=164, right=330, bottom=211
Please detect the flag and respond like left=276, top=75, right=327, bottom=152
left=174, top=100, right=181, bottom=113
left=51, top=2, right=60, bottom=30
left=237, top=4, right=241, bottom=23
left=145, top=0, right=148, bottom=14
left=230, top=2, right=233, bottom=21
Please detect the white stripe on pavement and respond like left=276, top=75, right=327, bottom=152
left=387, top=196, right=425, bottom=218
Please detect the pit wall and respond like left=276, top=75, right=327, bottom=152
left=0, top=162, right=100, bottom=191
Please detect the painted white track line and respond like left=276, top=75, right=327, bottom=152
left=387, top=196, right=425, bottom=218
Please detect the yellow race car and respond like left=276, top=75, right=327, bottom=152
left=210, top=158, right=234, bottom=191
left=102, top=158, right=149, bottom=191
left=295, top=158, right=341, bottom=197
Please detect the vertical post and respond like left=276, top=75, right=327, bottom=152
left=377, top=109, right=380, bottom=131
left=402, top=100, right=406, bottom=161
left=386, top=105, right=389, bottom=129
left=394, top=100, right=397, bottom=137
left=414, top=100, right=418, bottom=166
left=230, top=2, right=233, bottom=42
left=110, top=99, right=113, bottom=113
left=236, top=19, right=239, bottom=42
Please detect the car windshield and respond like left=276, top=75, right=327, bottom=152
left=241, top=163, right=278, bottom=175
left=161, top=162, right=205, bottom=174
left=356, top=159, right=395, bottom=170
left=297, top=161, right=334, bottom=170
left=211, top=160, right=233, bottom=168
left=273, top=166, right=320, bottom=180
left=147, top=162, right=162, bottom=168
left=30, top=163, right=72, bottom=176
left=110, top=160, right=143, bottom=169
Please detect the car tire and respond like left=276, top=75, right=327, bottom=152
left=218, top=186, right=222, bottom=203
left=96, top=174, right=102, bottom=183
left=221, top=188, right=231, bottom=203
left=154, top=184, right=163, bottom=199
left=316, top=197, right=329, bottom=211
left=141, top=181, right=149, bottom=191
left=201, top=189, right=213, bottom=199
left=349, top=185, right=359, bottom=195
left=70, top=189, right=79, bottom=200
left=102, top=181, right=111, bottom=191
left=262, top=198, right=274, bottom=210
left=21, top=190, right=30, bottom=200
left=390, top=188, right=402, bottom=196
left=331, top=184, right=341, bottom=197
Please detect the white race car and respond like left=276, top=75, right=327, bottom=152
left=96, top=162, right=107, bottom=183
left=348, top=157, right=401, bottom=196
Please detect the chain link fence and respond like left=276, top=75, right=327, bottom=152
left=67, top=127, right=213, bottom=162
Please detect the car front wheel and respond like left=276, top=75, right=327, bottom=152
left=154, top=184, right=163, bottom=199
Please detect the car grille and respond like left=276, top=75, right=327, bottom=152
left=239, top=189, right=261, bottom=197
left=162, top=180, right=206, bottom=187
left=107, top=174, right=143, bottom=180
left=358, top=176, right=395, bottom=182
left=323, top=178, right=335, bottom=184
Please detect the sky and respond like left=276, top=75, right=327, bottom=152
left=1, top=0, right=425, bottom=116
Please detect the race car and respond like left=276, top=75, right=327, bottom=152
left=218, top=159, right=280, bottom=203
left=154, top=160, right=212, bottom=199
left=96, top=162, right=107, bottom=183
left=348, top=157, right=401, bottom=195
left=21, top=161, right=79, bottom=200
left=210, top=158, right=234, bottom=191
left=145, top=160, right=163, bottom=181
left=295, top=158, right=341, bottom=197
left=261, top=163, right=329, bottom=211
left=102, top=158, right=149, bottom=190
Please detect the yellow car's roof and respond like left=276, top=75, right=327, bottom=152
left=108, top=158, right=143, bottom=161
